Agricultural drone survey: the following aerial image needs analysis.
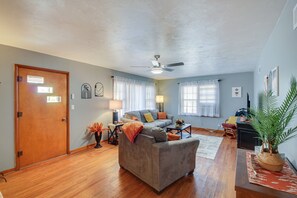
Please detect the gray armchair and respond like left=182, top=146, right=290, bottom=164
left=118, top=129, right=199, bottom=193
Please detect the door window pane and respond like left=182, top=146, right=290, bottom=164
left=27, top=75, right=44, bottom=84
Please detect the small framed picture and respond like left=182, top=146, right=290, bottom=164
left=270, top=66, right=279, bottom=96
left=232, top=87, right=242, bottom=98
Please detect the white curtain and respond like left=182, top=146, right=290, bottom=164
left=113, top=76, right=156, bottom=117
left=178, top=79, right=220, bottom=117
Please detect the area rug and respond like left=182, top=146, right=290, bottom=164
left=191, top=134, right=223, bottom=160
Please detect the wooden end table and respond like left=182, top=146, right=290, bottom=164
left=235, top=149, right=296, bottom=198
left=108, top=123, right=123, bottom=145
left=166, top=123, right=192, bottom=139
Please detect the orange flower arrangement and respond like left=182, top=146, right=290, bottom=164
left=88, top=122, right=108, bottom=149
left=88, top=122, right=104, bottom=134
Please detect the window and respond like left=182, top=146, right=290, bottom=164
left=179, top=80, right=220, bottom=117
left=113, top=76, right=156, bottom=116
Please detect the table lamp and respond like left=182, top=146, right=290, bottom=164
left=156, top=95, right=164, bottom=112
left=109, top=100, right=123, bottom=124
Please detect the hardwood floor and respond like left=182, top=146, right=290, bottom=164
left=0, top=129, right=237, bottom=198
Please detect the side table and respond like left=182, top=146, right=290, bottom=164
left=235, top=149, right=296, bottom=198
left=108, top=123, right=123, bottom=145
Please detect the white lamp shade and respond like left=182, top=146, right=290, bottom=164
left=109, top=100, right=122, bottom=110
left=156, top=95, right=164, bottom=103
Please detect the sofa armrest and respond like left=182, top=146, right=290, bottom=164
left=151, top=138, right=199, bottom=191
left=120, top=117, right=136, bottom=123
left=166, top=114, right=174, bottom=122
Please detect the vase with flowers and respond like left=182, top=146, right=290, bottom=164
left=88, top=122, right=107, bottom=149
left=175, top=119, right=185, bottom=128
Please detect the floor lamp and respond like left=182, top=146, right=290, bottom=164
left=156, top=95, right=164, bottom=112
left=109, top=100, right=123, bottom=124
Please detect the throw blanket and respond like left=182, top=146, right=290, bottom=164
left=122, top=121, right=144, bottom=143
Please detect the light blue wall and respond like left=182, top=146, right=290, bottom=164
left=0, top=44, right=152, bottom=172
left=254, top=0, right=297, bottom=168
left=158, top=72, right=254, bottom=129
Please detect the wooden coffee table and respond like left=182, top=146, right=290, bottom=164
left=166, top=123, right=192, bottom=139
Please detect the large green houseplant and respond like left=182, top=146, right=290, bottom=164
left=250, top=77, right=297, bottom=171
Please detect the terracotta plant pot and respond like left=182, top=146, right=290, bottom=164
left=257, top=151, right=285, bottom=172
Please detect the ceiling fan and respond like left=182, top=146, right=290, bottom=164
left=131, top=55, right=184, bottom=74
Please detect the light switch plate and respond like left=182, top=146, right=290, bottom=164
left=71, top=93, right=75, bottom=100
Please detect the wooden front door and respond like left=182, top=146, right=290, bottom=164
left=15, top=65, right=69, bottom=169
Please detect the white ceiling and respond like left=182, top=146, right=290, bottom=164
left=0, top=0, right=286, bottom=80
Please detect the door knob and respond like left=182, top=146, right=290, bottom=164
left=61, top=117, right=67, bottom=122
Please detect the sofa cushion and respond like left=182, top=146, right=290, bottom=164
left=125, top=111, right=141, bottom=121
left=139, top=110, right=150, bottom=123
left=144, top=113, right=154, bottom=123
left=158, top=112, right=167, bottom=119
left=141, top=126, right=167, bottom=142
left=149, top=109, right=158, bottom=120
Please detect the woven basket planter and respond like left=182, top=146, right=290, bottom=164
left=257, top=151, right=285, bottom=172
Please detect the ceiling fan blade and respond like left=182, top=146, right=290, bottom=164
left=166, top=62, right=184, bottom=67
left=162, top=67, right=174, bottom=72
left=130, top=66, right=151, bottom=68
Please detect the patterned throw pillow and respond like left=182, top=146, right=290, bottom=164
left=144, top=113, right=154, bottom=123
left=157, top=112, right=167, bottom=119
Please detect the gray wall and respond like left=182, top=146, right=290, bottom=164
left=254, top=0, right=297, bottom=168
left=158, top=72, right=254, bottom=129
left=0, top=44, right=152, bottom=171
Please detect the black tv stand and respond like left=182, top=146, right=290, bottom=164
left=237, top=121, right=261, bottom=150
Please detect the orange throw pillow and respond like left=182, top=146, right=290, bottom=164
left=158, top=112, right=167, bottom=119
left=122, top=122, right=144, bottom=143
left=167, top=133, right=180, bottom=141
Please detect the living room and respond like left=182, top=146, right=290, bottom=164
left=0, top=0, right=297, bottom=197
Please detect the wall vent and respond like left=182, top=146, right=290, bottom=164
left=293, top=4, right=297, bottom=30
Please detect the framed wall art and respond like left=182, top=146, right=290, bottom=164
left=232, top=87, right=242, bottom=97
left=268, top=66, right=279, bottom=96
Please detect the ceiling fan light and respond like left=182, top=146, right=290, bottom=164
left=151, top=68, right=163, bottom=74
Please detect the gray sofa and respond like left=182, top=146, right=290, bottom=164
left=121, top=109, right=174, bottom=128
left=118, top=127, right=200, bottom=193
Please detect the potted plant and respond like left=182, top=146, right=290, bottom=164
left=250, top=77, right=297, bottom=171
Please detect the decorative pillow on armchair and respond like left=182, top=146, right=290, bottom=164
left=122, top=122, right=144, bottom=143
left=167, top=133, right=180, bottom=141
left=141, top=126, right=167, bottom=142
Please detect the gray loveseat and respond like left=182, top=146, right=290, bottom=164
left=118, top=127, right=200, bottom=193
left=121, top=109, right=174, bottom=128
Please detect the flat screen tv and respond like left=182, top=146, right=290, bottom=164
left=247, top=93, right=251, bottom=115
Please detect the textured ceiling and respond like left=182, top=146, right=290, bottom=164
left=0, top=0, right=286, bottom=80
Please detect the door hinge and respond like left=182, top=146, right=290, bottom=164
left=17, top=76, right=23, bottom=82
left=17, top=112, right=23, bottom=118
left=17, top=151, right=23, bottom=157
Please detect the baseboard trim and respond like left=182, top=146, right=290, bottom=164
left=70, top=143, right=96, bottom=154
left=1, top=168, right=16, bottom=175
left=1, top=141, right=109, bottom=174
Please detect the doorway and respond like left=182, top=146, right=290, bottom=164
left=15, top=65, right=69, bottom=169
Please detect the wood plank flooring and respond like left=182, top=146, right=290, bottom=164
left=0, top=129, right=237, bottom=198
